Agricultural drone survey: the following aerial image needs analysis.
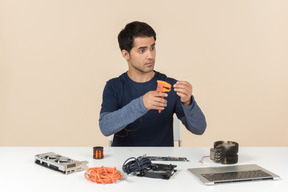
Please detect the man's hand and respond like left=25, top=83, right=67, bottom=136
left=173, top=81, right=193, bottom=106
left=143, top=91, right=168, bottom=110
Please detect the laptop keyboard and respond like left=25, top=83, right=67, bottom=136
left=202, top=170, right=272, bottom=182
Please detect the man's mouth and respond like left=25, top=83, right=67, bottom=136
left=145, top=61, right=154, bottom=66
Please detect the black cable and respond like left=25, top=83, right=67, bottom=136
left=122, top=156, right=152, bottom=174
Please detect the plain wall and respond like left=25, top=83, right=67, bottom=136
left=1, top=0, right=288, bottom=147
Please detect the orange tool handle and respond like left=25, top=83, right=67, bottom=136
left=156, top=80, right=171, bottom=113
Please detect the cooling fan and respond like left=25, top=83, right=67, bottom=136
left=35, top=152, right=88, bottom=174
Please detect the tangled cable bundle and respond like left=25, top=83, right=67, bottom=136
left=122, top=156, right=152, bottom=174
left=84, top=166, right=123, bottom=184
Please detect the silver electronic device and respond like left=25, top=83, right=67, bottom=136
left=188, top=164, right=280, bottom=185
left=35, top=152, right=88, bottom=174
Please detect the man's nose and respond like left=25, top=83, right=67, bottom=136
left=146, top=50, right=153, bottom=59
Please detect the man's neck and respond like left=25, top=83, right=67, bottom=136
left=127, top=70, right=155, bottom=83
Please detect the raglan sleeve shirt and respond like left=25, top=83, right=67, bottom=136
left=99, top=79, right=149, bottom=136
left=99, top=76, right=206, bottom=137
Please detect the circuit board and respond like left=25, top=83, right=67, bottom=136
left=146, top=156, right=189, bottom=162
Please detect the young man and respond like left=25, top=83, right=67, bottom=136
left=99, top=21, right=206, bottom=146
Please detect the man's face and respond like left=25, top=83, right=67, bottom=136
left=124, top=36, right=156, bottom=74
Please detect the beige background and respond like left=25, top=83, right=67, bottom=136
left=1, top=0, right=287, bottom=147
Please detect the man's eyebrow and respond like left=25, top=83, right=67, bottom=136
left=138, top=43, right=156, bottom=50
left=138, top=46, right=147, bottom=50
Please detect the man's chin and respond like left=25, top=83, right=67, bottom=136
left=144, top=64, right=154, bottom=71
left=143, top=68, right=154, bottom=73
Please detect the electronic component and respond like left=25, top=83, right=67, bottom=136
left=122, top=156, right=177, bottom=180
left=138, top=163, right=177, bottom=179
left=210, top=141, right=239, bottom=164
left=93, top=146, right=104, bottom=159
left=35, top=152, right=88, bottom=174
left=146, top=156, right=189, bottom=162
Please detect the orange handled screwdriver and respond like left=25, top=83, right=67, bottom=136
left=156, top=80, right=171, bottom=113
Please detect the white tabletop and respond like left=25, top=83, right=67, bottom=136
left=0, top=147, right=287, bottom=192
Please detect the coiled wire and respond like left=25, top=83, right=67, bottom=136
left=122, top=156, right=152, bottom=174
left=84, top=166, right=122, bottom=184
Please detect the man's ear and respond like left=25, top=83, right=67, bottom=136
left=121, top=49, right=130, bottom=61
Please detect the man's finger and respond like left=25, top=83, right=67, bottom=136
left=154, top=91, right=168, bottom=97
left=174, top=81, right=191, bottom=89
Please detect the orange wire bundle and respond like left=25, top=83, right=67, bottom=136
left=84, top=166, right=123, bottom=184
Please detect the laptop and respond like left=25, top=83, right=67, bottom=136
left=188, top=164, right=280, bottom=185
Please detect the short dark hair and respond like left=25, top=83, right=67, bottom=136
left=118, top=21, right=156, bottom=53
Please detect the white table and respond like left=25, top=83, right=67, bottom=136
left=0, top=147, right=287, bottom=192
